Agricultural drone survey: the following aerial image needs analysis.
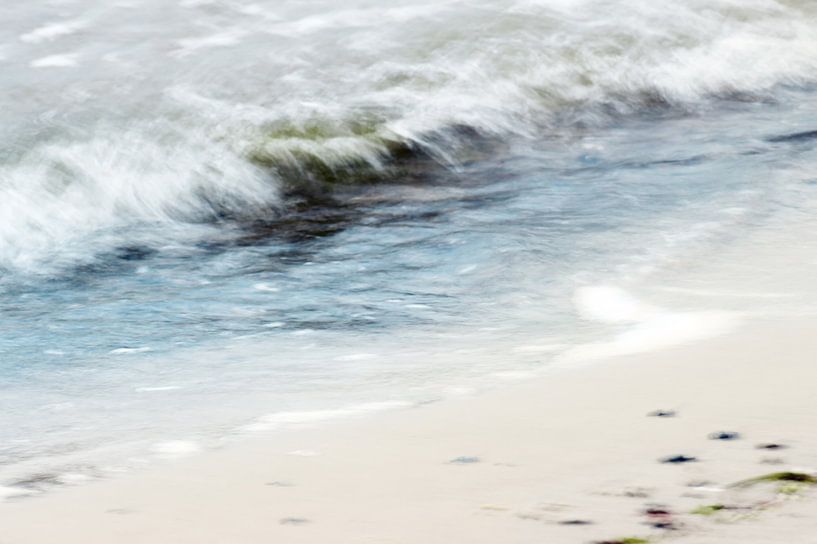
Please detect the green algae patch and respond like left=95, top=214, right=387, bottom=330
left=260, top=118, right=383, bottom=141
left=596, top=538, right=649, bottom=544
left=778, top=482, right=808, bottom=495
left=691, top=504, right=727, bottom=516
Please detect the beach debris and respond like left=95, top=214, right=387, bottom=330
left=644, top=506, right=676, bottom=530
left=709, top=431, right=740, bottom=441
left=732, top=471, right=817, bottom=488
left=756, top=443, right=787, bottom=450
left=558, top=519, right=593, bottom=525
left=691, top=504, right=727, bottom=516
left=622, top=487, right=651, bottom=498
left=648, top=409, right=676, bottom=418
left=448, top=456, right=480, bottom=465
left=660, top=455, right=698, bottom=464
left=595, top=538, right=649, bottom=544
left=279, top=517, right=310, bottom=525
left=265, top=481, right=294, bottom=487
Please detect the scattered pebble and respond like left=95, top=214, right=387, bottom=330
left=448, top=456, right=480, bottom=464
left=687, top=480, right=715, bottom=488
left=622, top=487, right=651, bottom=498
left=709, top=431, right=740, bottom=441
left=644, top=506, right=675, bottom=529
left=559, top=519, right=593, bottom=526
left=661, top=455, right=698, bottom=464
left=648, top=409, right=676, bottom=418
left=756, top=443, right=787, bottom=450
left=279, top=517, right=310, bottom=525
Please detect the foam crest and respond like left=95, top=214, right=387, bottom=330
left=0, top=124, right=278, bottom=273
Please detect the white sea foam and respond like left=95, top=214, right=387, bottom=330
left=172, top=30, right=247, bottom=57
left=135, top=385, right=182, bottom=392
left=150, top=440, right=201, bottom=458
left=20, top=20, right=84, bottom=43
left=30, top=54, right=79, bottom=68
left=242, top=401, right=411, bottom=432
left=568, top=286, right=740, bottom=361
left=0, top=486, right=30, bottom=500
left=109, top=347, right=152, bottom=355
left=334, top=353, right=376, bottom=362
left=574, top=285, right=658, bottom=324
left=253, top=283, right=279, bottom=292
left=0, top=124, right=276, bottom=272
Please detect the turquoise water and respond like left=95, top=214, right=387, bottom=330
left=3, top=0, right=817, bottom=492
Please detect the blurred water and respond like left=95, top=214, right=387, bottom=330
left=3, top=0, right=817, bottom=493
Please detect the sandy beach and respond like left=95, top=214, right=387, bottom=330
left=6, top=1, right=817, bottom=543
left=2, top=316, right=816, bottom=543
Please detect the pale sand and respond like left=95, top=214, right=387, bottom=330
left=2, top=318, right=817, bottom=543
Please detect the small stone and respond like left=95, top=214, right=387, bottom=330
left=661, top=455, right=698, bottom=464
left=687, top=480, right=714, bottom=488
left=756, top=443, right=787, bottom=450
left=709, top=431, right=740, bottom=441
left=280, top=517, right=310, bottom=525
left=448, top=456, right=480, bottom=464
left=644, top=505, right=675, bottom=529
left=648, top=409, right=676, bottom=418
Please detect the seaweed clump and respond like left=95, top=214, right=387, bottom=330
left=732, top=472, right=817, bottom=488
left=732, top=472, right=817, bottom=496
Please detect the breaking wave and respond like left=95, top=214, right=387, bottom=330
left=2, top=0, right=817, bottom=271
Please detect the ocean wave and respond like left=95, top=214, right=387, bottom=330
left=2, top=0, right=817, bottom=272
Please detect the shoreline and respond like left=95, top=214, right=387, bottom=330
left=3, top=317, right=817, bottom=543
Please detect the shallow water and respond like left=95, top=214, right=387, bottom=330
left=3, top=0, right=817, bottom=492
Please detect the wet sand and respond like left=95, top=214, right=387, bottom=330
left=2, top=318, right=817, bottom=543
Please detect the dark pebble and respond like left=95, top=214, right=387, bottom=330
left=648, top=409, right=676, bottom=418
left=709, top=431, right=740, bottom=441
left=661, top=455, right=698, bottom=464
left=559, top=519, right=593, bottom=526
left=645, top=508, right=671, bottom=516
left=756, top=443, right=787, bottom=450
